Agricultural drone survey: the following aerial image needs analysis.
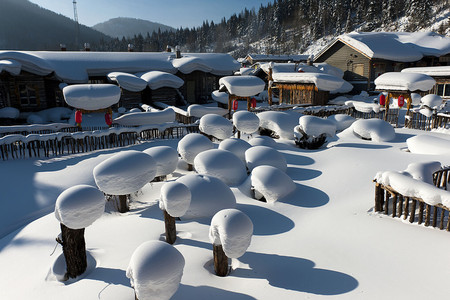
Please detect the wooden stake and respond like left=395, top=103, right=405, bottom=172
left=60, top=223, right=87, bottom=280
left=118, top=194, right=129, bottom=213
left=418, top=202, right=424, bottom=224
left=164, top=210, right=176, bottom=245
left=409, top=200, right=416, bottom=223
left=213, top=244, right=229, bottom=277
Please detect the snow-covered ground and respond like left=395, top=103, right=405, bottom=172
left=1, top=120, right=450, bottom=299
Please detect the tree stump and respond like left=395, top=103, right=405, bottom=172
left=118, top=194, right=129, bottom=213
left=164, top=210, right=177, bottom=245
left=60, top=223, right=87, bottom=280
left=213, top=244, right=229, bottom=277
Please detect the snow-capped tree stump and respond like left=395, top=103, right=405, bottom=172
left=163, top=210, right=176, bottom=245
left=59, top=224, right=87, bottom=280
left=118, top=194, right=129, bottom=213
left=213, top=244, right=229, bottom=277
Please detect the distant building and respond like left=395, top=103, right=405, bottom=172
left=402, top=66, right=450, bottom=100
left=242, top=54, right=309, bottom=66
left=314, top=32, right=450, bottom=93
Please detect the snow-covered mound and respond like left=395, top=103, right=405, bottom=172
left=248, top=165, right=296, bottom=204
left=176, top=174, right=236, bottom=219
left=402, top=161, right=442, bottom=185
left=245, top=145, right=287, bottom=172
left=113, top=108, right=175, bottom=126
left=140, top=71, right=184, bottom=90
left=219, top=75, right=265, bottom=97
left=209, top=209, right=253, bottom=258
left=93, top=150, right=156, bottom=195
left=199, top=114, right=233, bottom=140
left=374, top=171, right=450, bottom=207
left=218, top=138, right=251, bottom=163
left=194, top=149, right=247, bottom=186
left=233, top=111, right=260, bottom=134
left=211, top=90, right=229, bottom=104
left=0, top=107, right=20, bottom=119
left=54, top=185, right=105, bottom=229
left=107, top=72, right=147, bottom=92
left=177, top=133, right=214, bottom=165
left=346, top=101, right=381, bottom=113
left=410, top=93, right=422, bottom=106
left=26, top=107, right=73, bottom=124
left=248, top=135, right=278, bottom=147
left=327, top=114, right=356, bottom=132
left=257, top=111, right=299, bottom=140
left=421, top=94, right=443, bottom=109
left=159, top=181, right=191, bottom=218
left=406, top=135, right=450, bottom=155
left=143, top=146, right=178, bottom=178
left=374, top=72, right=435, bottom=91
left=126, top=240, right=185, bottom=300
left=349, top=119, right=395, bottom=142
left=63, top=84, right=121, bottom=110
left=299, top=115, right=337, bottom=137
left=187, top=104, right=228, bottom=118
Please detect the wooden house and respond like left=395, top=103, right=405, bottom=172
left=401, top=66, right=450, bottom=100
left=242, top=54, right=309, bottom=67
left=314, top=32, right=450, bottom=93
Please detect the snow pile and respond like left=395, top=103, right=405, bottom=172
left=406, top=135, right=450, bottom=155
left=143, top=146, right=179, bottom=178
left=245, top=145, right=287, bottom=172
left=327, top=114, right=356, bottom=131
left=159, top=181, right=191, bottom=217
left=374, top=72, right=435, bottom=91
left=140, top=71, right=184, bottom=90
left=199, top=114, right=233, bottom=140
left=209, top=209, right=253, bottom=258
left=402, top=161, right=442, bottom=185
left=314, top=62, right=344, bottom=78
left=113, top=108, right=175, bottom=126
left=374, top=171, right=450, bottom=207
left=194, top=149, right=247, bottom=186
left=187, top=104, right=228, bottom=118
left=248, top=135, right=277, bottom=147
left=93, top=150, right=156, bottom=195
left=107, top=72, right=147, bottom=92
left=411, top=93, right=422, bottom=106
left=171, top=53, right=240, bottom=75
left=272, top=72, right=348, bottom=93
left=0, top=107, right=20, bottom=119
left=218, top=138, right=251, bottom=162
left=126, top=240, right=185, bottom=300
left=176, top=174, right=236, bottom=219
left=349, top=119, right=395, bottom=142
left=211, top=90, right=229, bottom=104
left=177, top=133, right=214, bottom=165
left=26, top=107, right=73, bottom=124
left=54, top=185, right=105, bottom=229
left=248, top=165, right=296, bottom=204
left=233, top=111, right=260, bottom=134
left=421, top=94, right=443, bottom=109
left=298, top=115, right=337, bottom=137
left=219, top=76, right=265, bottom=97
left=0, top=59, right=21, bottom=75
left=63, top=84, right=121, bottom=110
left=257, top=111, right=299, bottom=140
left=346, top=101, right=381, bottom=113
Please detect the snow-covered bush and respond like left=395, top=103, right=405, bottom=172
left=406, top=135, right=450, bottom=155
left=218, top=138, right=251, bottom=163
left=232, top=111, right=260, bottom=135
left=294, top=115, right=337, bottom=149
left=194, top=149, right=247, bottom=186
left=187, top=104, right=228, bottom=118
left=419, top=94, right=444, bottom=117
left=257, top=111, right=299, bottom=140
left=127, top=240, right=185, bottom=300
left=350, top=119, right=395, bottom=142
left=177, top=133, right=214, bottom=169
left=176, top=174, right=236, bottom=219
left=143, top=146, right=178, bottom=181
left=327, top=114, right=356, bottom=132
left=199, top=114, right=233, bottom=140
left=245, top=145, right=287, bottom=172
left=248, top=165, right=296, bottom=204
left=209, top=209, right=253, bottom=276
left=248, top=135, right=277, bottom=147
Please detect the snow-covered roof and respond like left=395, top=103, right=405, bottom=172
left=0, top=59, right=21, bottom=76
left=0, top=51, right=240, bottom=83
left=272, top=72, right=348, bottom=92
left=316, top=32, right=450, bottom=62
left=219, top=75, right=265, bottom=97
left=139, top=71, right=184, bottom=90
left=374, top=72, right=436, bottom=91
left=401, top=66, right=450, bottom=77
left=107, top=72, right=147, bottom=92
left=246, top=54, right=309, bottom=62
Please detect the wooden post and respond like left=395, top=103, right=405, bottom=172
left=246, top=97, right=251, bottom=111
left=440, top=208, right=446, bottom=230
left=164, top=210, right=177, bottom=245
left=418, top=202, right=424, bottom=224
left=384, top=92, right=390, bottom=121
left=432, top=206, right=438, bottom=228
left=409, top=200, right=416, bottom=223
left=397, top=195, right=403, bottom=218
left=60, top=223, right=87, bottom=280
left=374, top=183, right=383, bottom=212
left=403, top=197, right=410, bottom=220
left=228, top=95, right=233, bottom=119
left=425, top=204, right=431, bottom=227
left=384, top=190, right=390, bottom=215
left=392, top=193, right=397, bottom=217
left=213, top=244, right=229, bottom=276
left=118, top=194, right=129, bottom=213
left=268, top=67, right=273, bottom=106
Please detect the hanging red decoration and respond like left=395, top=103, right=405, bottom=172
left=251, top=97, right=257, bottom=108
left=105, top=112, right=112, bottom=126
left=232, top=99, right=238, bottom=111
left=75, top=110, right=82, bottom=124
left=379, top=94, right=386, bottom=106
left=398, top=95, right=405, bottom=108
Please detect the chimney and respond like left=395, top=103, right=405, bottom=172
left=175, top=45, right=181, bottom=59
left=128, top=44, right=134, bottom=52
left=307, top=54, right=314, bottom=66
left=60, top=44, right=67, bottom=51
left=84, top=43, right=91, bottom=51
left=166, top=45, right=172, bottom=52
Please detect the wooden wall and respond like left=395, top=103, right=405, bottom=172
left=277, top=83, right=329, bottom=106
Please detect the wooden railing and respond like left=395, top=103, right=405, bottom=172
left=405, top=112, right=450, bottom=131
left=374, top=167, right=450, bottom=231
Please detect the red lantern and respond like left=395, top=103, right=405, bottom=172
left=75, top=110, right=82, bottom=124
left=398, top=95, right=405, bottom=108
left=251, top=97, right=257, bottom=108
left=105, top=112, right=112, bottom=126
left=379, top=94, right=386, bottom=106
left=232, top=99, right=238, bottom=111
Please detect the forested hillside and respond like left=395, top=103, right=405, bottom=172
left=93, top=17, right=174, bottom=39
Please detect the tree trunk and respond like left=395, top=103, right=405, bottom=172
left=213, top=244, right=229, bottom=277
left=118, top=194, right=129, bottom=213
left=60, top=223, right=86, bottom=280
left=164, top=210, right=177, bottom=244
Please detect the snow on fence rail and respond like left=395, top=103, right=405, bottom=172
left=0, top=123, right=199, bottom=160
left=405, top=112, right=450, bottom=131
left=374, top=167, right=450, bottom=231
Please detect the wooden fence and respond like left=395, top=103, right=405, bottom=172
left=374, top=167, right=450, bottom=231
left=405, top=112, right=450, bottom=131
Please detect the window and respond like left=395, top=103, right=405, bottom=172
left=353, top=64, right=364, bottom=76
left=445, top=84, right=450, bottom=97
left=19, top=84, right=38, bottom=106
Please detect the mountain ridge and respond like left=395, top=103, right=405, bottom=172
left=92, top=17, right=175, bottom=39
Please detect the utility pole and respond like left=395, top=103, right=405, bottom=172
left=73, top=0, right=80, bottom=49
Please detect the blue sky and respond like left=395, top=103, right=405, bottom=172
left=28, top=0, right=273, bottom=28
